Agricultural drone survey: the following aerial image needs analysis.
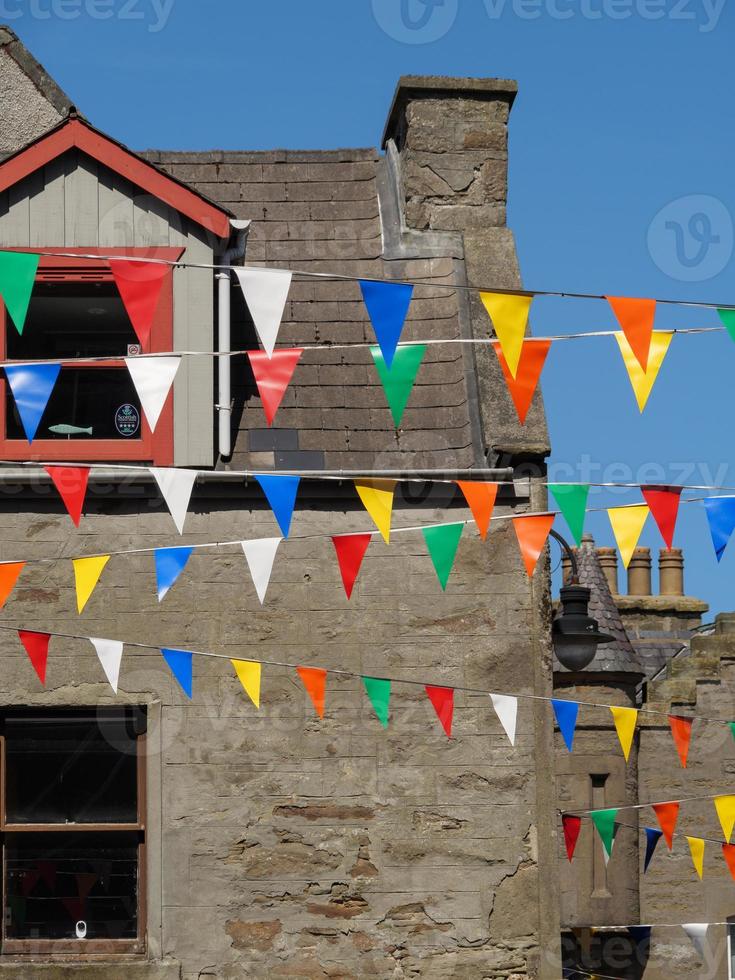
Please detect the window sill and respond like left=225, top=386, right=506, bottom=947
left=0, top=959, right=179, bottom=978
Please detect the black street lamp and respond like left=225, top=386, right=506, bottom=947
left=550, top=529, right=614, bottom=671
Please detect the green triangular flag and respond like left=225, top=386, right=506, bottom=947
left=370, top=344, right=427, bottom=428
left=0, top=251, right=40, bottom=335
left=422, top=523, right=464, bottom=590
left=549, top=484, right=590, bottom=546
left=719, top=309, right=735, bottom=343
left=362, top=677, right=391, bottom=728
left=730, top=721, right=735, bottom=744
left=590, top=808, right=619, bottom=858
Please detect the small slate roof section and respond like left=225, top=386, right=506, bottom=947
left=556, top=534, right=644, bottom=675
left=142, top=148, right=478, bottom=470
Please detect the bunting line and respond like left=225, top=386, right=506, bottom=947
left=565, top=811, right=735, bottom=853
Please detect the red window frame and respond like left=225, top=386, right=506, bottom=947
left=0, top=247, right=183, bottom=464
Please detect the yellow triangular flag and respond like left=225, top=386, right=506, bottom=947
left=715, top=795, right=735, bottom=844
left=72, top=555, right=111, bottom=614
left=686, top=836, right=705, bottom=880
left=480, top=292, right=532, bottom=378
left=231, top=659, right=261, bottom=708
left=354, top=480, right=396, bottom=544
left=610, top=706, right=638, bottom=762
left=615, top=331, right=673, bottom=412
left=607, top=505, right=649, bottom=568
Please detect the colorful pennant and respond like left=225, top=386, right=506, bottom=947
left=615, top=331, right=673, bottom=412
left=425, top=685, right=454, bottom=738
left=44, top=466, right=90, bottom=527
left=232, top=659, right=261, bottom=708
left=161, top=648, right=193, bottom=699
left=715, top=795, right=735, bottom=844
left=722, top=844, right=735, bottom=881
left=150, top=467, right=198, bottom=535
left=89, top=637, right=124, bottom=694
left=563, top=814, right=582, bottom=862
left=363, top=677, right=391, bottom=728
left=297, top=666, right=327, bottom=719
left=643, top=827, right=663, bottom=872
left=642, top=486, right=682, bottom=550
left=154, top=546, right=194, bottom=601
left=490, top=693, right=518, bottom=746
left=241, top=537, right=281, bottom=605
left=682, top=923, right=709, bottom=960
left=369, top=343, right=426, bottom=427
left=718, top=308, right=735, bottom=343
left=422, top=523, right=463, bottom=590
left=234, top=267, right=293, bottom=358
left=590, top=808, right=618, bottom=858
left=686, top=836, right=705, bottom=880
left=480, top=292, right=532, bottom=378
left=331, top=533, right=371, bottom=600
left=109, top=260, right=169, bottom=347
left=669, top=714, right=693, bottom=768
left=549, top=484, right=590, bottom=546
left=359, top=279, right=413, bottom=369
left=254, top=474, right=300, bottom=538
left=492, top=338, right=551, bottom=424
left=610, top=706, right=638, bottom=762
left=607, top=296, right=657, bottom=370
left=247, top=349, right=303, bottom=425
left=354, top=480, right=395, bottom=544
left=0, top=562, right=24, bottom=609
left=512, top=513, right=555, bottom=577
left=18, top=630, right=50, bottom=685
left=457, top=481, right=498, bottom=540
left=4, top=363, right=61, bottom=442
left=627, top=927, right=652, bottom=946
left=72, top=555, right=110, bottom=614
left=703, top=496, right=735, bottom=562
left=125, top=355, right=180, bottom=432
left=607, top=505, right=649, bottom=568
left=552, top=699, right=579, bottom=752
left=0, top=250, right=40, bottom=335
left=652, top=801, right=679, bottom=849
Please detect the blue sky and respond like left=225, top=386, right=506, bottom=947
left=12, top=1, right=735, bottom=614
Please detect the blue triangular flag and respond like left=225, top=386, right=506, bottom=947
left=161, top=648, right=193, bottom=699
left=358, top=280, right=413, bottom=368
left=551, top=698, right=579, bottom=752
left=4, top=363, right=61, bottom=442
left=255, top=474, right=300, bottom=537
left=154, top=547, right=194, bottom=601
left=628, top=926, right=652, bottom=945
left=703, top=497, right=735, bottom=562
left=643, top=827, right=663, bottom=873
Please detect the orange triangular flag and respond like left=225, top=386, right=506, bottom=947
left=722, top=844, right=735, bottom=881
left=512, top=514, right=555, bottom=577
left=297, top=667, right=327, bottom=719
left=492, top=339, right=552, bottom=425
left=652, top=801, right=680, bottom=850
left=607, top=296, right=656, bottom=370
left=457, top=481, right=498, bottom=540
left=669, top=715, right=693, bottom=768
left=0, top=561, right=24, bottom=609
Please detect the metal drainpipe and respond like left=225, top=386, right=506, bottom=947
left=216, top=219, right=251, bottom=460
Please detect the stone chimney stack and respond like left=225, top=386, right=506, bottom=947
left=658, top=549, right=684, bottom=597
left=627, top=548, right=652, bottom=596
left=596, top=548, right=619, bottom=595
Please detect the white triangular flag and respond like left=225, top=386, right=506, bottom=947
left=241, top=537, right=282, bottom=604
left=682, top=923, right=709, bottom=960
left=490, top=694, right=518, bottom=746
left=90, top=637, right=124, bottom=694
left=150, top=467, right=198, bottom=535
left=125, top=356, right=181, bottom=432
left=234, top=267, right=292, bottom=358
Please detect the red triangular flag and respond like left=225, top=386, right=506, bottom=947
left=642, top=487, right=682, bottom=550
left=492, top=338, right=552, bottom=425
left=297, top=666, right=327, bottom=719
left=18, top=630, right=51, bottom=685
left=723, top=844, right=735, bottom=881
left=425, top=685, right=454, bottom=738
left=44, top=466, right=90, bottom=527
left=669, top=715, right=693, bottom=768
left=563, top=814, right=582, bottom=862
left=109, top=259, right=169, bottom=347
left=607, top=296, right=656, bottom=371
left=247, top=349, right=303, bottom=426
left=61, top=897, right=84, bottom=921
left=331, top=534, right=371, bottom=599
left=76, top=872, right=97, bottom=900
left=457, top=481, right=499, bottom=540
left=0, top=562, right=24, bottom=609
left=512, top=514, right=556, bottom=577
left=653, top=801, right=680, bottom=850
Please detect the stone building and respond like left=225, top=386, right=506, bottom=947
left=0, top=28, right=561, bottom=980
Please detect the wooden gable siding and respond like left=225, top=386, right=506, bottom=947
left=0, top=149, right=215, bottom=467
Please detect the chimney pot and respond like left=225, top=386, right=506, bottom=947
left=596, top=548, right=619, bottom=595
left=627, top=548, right=652, bottom=596
left=658, top=548, right=684, bottom=597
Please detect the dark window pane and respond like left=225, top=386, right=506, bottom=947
left=4, top=832, right=139, bottom=940
left=4, top=713, right=138, bottom=824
